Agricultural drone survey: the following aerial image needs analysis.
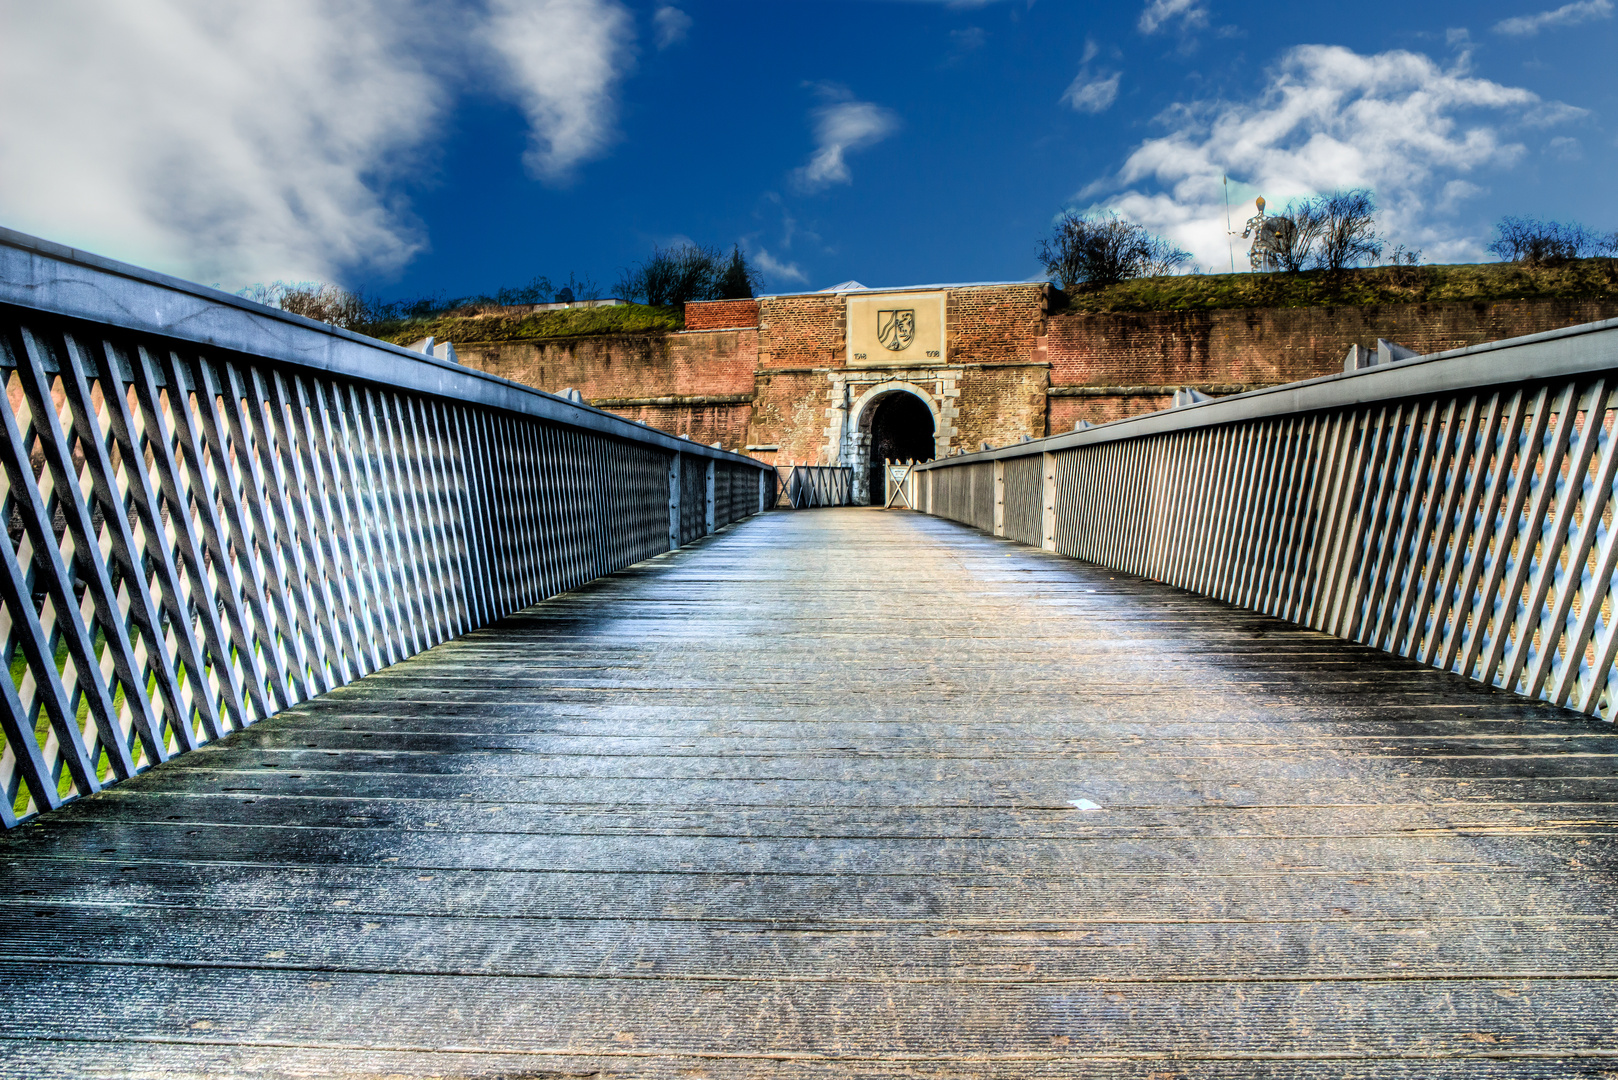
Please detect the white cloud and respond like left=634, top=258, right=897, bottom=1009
left=1494, top=0, right=1612, bottom=35
left=794, top=92, right=900, bottom=191
left=1063, top=71, right=1121, bottom=114
left=482, top=0, right=636, bottom=184
left=751, top=248, right=808, bottom=284
left=1437, top=179, right=1484, bottom=212
left=0, top=0, right=447, bottom=288
left=1139, top=0, right=1209, bottom=34
left=0, top=0, right=639, bottom=289
left=1091, top=45, right=1566, bottom=267
left=1548, top=135, right=1584, bottom=160
left=950, top=27, right=988, bottom=52
left=654, top=5, right=692, bottom=49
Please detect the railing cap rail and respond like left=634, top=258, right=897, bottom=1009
left=917, top=314, right=1618, bottom=469
left=0, top=226, right=764, bottom=469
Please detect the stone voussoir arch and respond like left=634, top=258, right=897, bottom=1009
left=849, top=380, right=942, bottom=442
left=845, top=380, right=944, bottom=505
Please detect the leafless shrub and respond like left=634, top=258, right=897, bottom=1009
left=1385, top=244, right=1424, bottom=286
left=1488, top=217, right=1615, bottom=266
left=1038, top=210, right=1191, bottom=290
left=237, top=281, right=368, bottom=330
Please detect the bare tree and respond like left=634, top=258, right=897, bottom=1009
left=1038, top=211, right=1191, bottom=290
left=1280, top=190, right=1383, bottom=273
left=238, top=281, right=368, bottom=330
left=1488, top=217, right=1615, bottom=266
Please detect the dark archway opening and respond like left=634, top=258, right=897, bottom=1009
left=867, top=392, right=936, bottom=504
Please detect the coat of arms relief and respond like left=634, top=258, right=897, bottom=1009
left=877, top=309, right=915, bottom=351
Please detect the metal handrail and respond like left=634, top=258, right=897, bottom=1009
left=918, top=318, right=1618, bottom=719
left=0, top=228, right=773, bottom=825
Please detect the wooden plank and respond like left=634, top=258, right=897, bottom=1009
left=2, top=509, right=1617, bottom=1074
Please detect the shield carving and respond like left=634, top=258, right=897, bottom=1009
left=877, top=309, right=916, bottom=352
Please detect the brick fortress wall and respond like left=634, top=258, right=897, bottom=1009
left=456, top=330, right=756, bottom=450
left=453, top=287, right=1618, bottom=466
left=1044, top=296, right=1618, bottom=431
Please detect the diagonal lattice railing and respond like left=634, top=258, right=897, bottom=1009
left=0, top=228, right=772, bottom=825
left=916, top=318, right=1618, bottom=719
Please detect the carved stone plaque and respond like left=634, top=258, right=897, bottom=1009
left=845, top=291, right=945, bottom=368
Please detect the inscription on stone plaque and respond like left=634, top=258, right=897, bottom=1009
left=845, top=291, right=945, bottom=368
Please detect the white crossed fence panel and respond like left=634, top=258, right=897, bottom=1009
left=0, top=228, right=772, bottom=825
left=919, top=320, right=1618, bottom=719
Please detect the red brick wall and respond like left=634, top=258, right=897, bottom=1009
left=603, top=402, right=752, bottom=449
left=1048, top=393, right=1175, bottom=432
left=456, top=330, right=756, bottom=404
left=1048, top=298, right=1618, bottom=393
left=947, top=284, right=1047, bottom=364
left=759, top=294, right=846, bottom=368
left=684, top=299, right=760, bottom=331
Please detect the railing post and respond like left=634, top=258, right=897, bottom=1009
left=1041, top=451, right=1057, bottom=551
left=760, top=467, right=770, bottom=513
left=705, top=459, right=717, bottom=535
left=993, top=460, right=1006, bottom=537
left=668, top=452, right=682, bottom=550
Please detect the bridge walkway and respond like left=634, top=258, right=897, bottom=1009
left=3, top=507, right=1618, bottom=1077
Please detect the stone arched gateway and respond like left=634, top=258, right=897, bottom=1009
left=845, top=381, right=942, bottom=505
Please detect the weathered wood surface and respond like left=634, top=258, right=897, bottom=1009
left=4, top=507, right=1618, bottom=1078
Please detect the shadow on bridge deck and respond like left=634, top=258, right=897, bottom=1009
left=4, top=507, right=1618, bottom=1078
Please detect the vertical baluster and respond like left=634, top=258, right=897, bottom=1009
left=1539, top=388, right=1618, bottom=705
left=1424, top=392, right=1511, bottom=668
left=1497, top=380, right=1601, bottom=694
left=1397, top=399, right=1482, bottom=663
left=1365, top=400, right=1442, bottom=650
left=1452, top=386, right=1552, bottom=680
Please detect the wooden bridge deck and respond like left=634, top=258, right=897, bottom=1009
left=4, top=507, right=1618, bottom=1078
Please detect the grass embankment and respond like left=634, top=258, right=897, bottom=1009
left=367, top=302, right=684, bottom=347
left=1058, top=258, right=1618, bottom=314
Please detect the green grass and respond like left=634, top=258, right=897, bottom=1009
left=5, top=628, right=163, bottom=818
left=1057, top=258, right=1618, bottom=314
left=365, top=302, right=685, bottom=346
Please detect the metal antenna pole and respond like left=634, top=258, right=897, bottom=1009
left=1224, top=175, right=1235, bottom=273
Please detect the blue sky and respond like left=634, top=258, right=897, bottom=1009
left=4, top=0, right=1614, bottom=299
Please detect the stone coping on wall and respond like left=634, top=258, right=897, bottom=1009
left=590, top=393, right=755, bottom=407
left=755, top=361, right=1052, bottom=376
left=1048, top=383, right=1267, bottom=396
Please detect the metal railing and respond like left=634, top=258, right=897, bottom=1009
left=0, top=228, right=773, bottom=825
left=780, top=465, right=853, bottom=509
left=917, top=318, right=1618, bottom=719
